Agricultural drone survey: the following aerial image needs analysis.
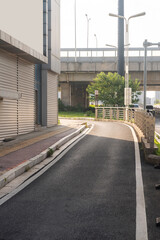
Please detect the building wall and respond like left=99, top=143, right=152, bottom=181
left=0, top=0, right=60, bottom=140
left=0, top=49, right=35, bottom=140
left=42, top=0, right=61, bottom=74
left=50, top=0, right=60, bottom=73
left=41, top=0, right=60, bottom=127
left=0, top=0, right=43, bottom=54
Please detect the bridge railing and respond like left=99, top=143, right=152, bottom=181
left=95, top=107, right=155, bottom=148
left=61, top=47, right=160, bottom=63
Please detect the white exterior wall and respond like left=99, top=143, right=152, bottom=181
left=0, top=0, right=43, bottom=54
left=51, top=0, right=60, bottom=61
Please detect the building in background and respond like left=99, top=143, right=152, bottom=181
left=0, top=0, right=60, bottom=141
left=155, top=91, right=160, bottom=102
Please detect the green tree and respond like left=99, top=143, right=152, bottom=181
left=155, top=99, right=160, bottom=104
left=86, top=72, right=141, bottom=106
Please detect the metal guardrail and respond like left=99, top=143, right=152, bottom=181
left=61, top=47, right=160, bottom=63
left=154, top=107, right=160, bottom=114
left=95, top=107, right=155, bottom=148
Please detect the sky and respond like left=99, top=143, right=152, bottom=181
left=61, top=0, right=159, bottom=97
left=61, top=0, right=160, bottom=49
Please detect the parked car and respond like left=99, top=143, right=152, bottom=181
left=146, top=105, right=155, bottom=116
left=129, top=104, right=139, bottom=108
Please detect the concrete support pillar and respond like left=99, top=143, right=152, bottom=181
left=60, top=82, right=89, bottom=109
left=71, top=83, right=89, bottom=109
left=61, top=83, right=71, bottom=106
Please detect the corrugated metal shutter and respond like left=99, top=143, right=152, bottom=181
left=47, top=71, right=58, bottom=126
left=35, top=64, right=41, bottom=125
left=0, top=49, right=17, bottom=140
left=18, top=58, right=35, bottom=134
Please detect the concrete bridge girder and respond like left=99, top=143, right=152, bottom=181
left=59, top=60, right=160, bottom=106
left=61, top=61, right=117, bottom=72
left=61, top=60, right=160, bottom=73
left=59, top=72, right=97, bottom=82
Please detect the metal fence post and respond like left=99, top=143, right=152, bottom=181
left=95, top=108, right=98, bottom=119
left=103, top=108, right=105, bottom=119
left=110, top=108, right=112, bottom=119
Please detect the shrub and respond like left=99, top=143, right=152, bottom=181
left=84, top=110, right=93, bottom=117
left=47, top=148, right=54, bottom=157
left=85, top=106, right=95, bottom=113
left=58, top=99, right=65, bottom=111
left=154, top=139, right=160, bottom=156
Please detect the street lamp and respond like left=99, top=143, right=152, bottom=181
left=85, top=14, right=91, bottom=55
left=74, top=0, right=77, bottom=62
left=143, top=39, right=160, bottom=110
left=109, top=12, right=145, bottom=110
left=94, top=34, right=98, bottom=56
left=105, top=44, right=117, bottom=58
left=105, top=44, right=130, bottom=58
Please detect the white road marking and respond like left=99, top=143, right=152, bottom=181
left=124, top=124, right=148, bottom=240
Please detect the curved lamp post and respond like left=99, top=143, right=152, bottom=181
left=105, top=44, right=117, bottom=58
left=94, top=34, right=98, bottom=56
left=109, top=12, right=145, bottom=109
left=85, top=14, right=91, bottom=56
left=105, top=43, right=130, bottom=59
left=74, top=0, right=77, bottom=62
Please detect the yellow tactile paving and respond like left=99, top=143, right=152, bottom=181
left=0, top=126, right=70, bottom=158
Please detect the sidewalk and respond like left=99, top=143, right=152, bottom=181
left=0, top=119, right=86, bottom=189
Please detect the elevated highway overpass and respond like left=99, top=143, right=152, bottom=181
left=59, top=48, right=160, bottom=108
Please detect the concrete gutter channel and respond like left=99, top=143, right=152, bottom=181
left=0, top=124, right=87, bottom=191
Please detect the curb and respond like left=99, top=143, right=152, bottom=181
left=147, top=154, right=160, bottom=165
left=0, top=125, right=86, bottom=189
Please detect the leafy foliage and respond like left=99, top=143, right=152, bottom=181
left=58, top=98, right=95, bottom=113
left=155, top=99, right=160, bottom=104
left=86, top=72, right=141, bottom=106
left=154, top=138, right=160, bottom=156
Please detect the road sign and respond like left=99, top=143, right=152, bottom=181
left=95, top=90, right=98, bottom=95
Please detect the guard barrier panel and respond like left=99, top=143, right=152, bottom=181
left=95, top=107, right=155, bottom=148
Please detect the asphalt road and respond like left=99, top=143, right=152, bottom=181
left=0, top=121, right=160, bottom=240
